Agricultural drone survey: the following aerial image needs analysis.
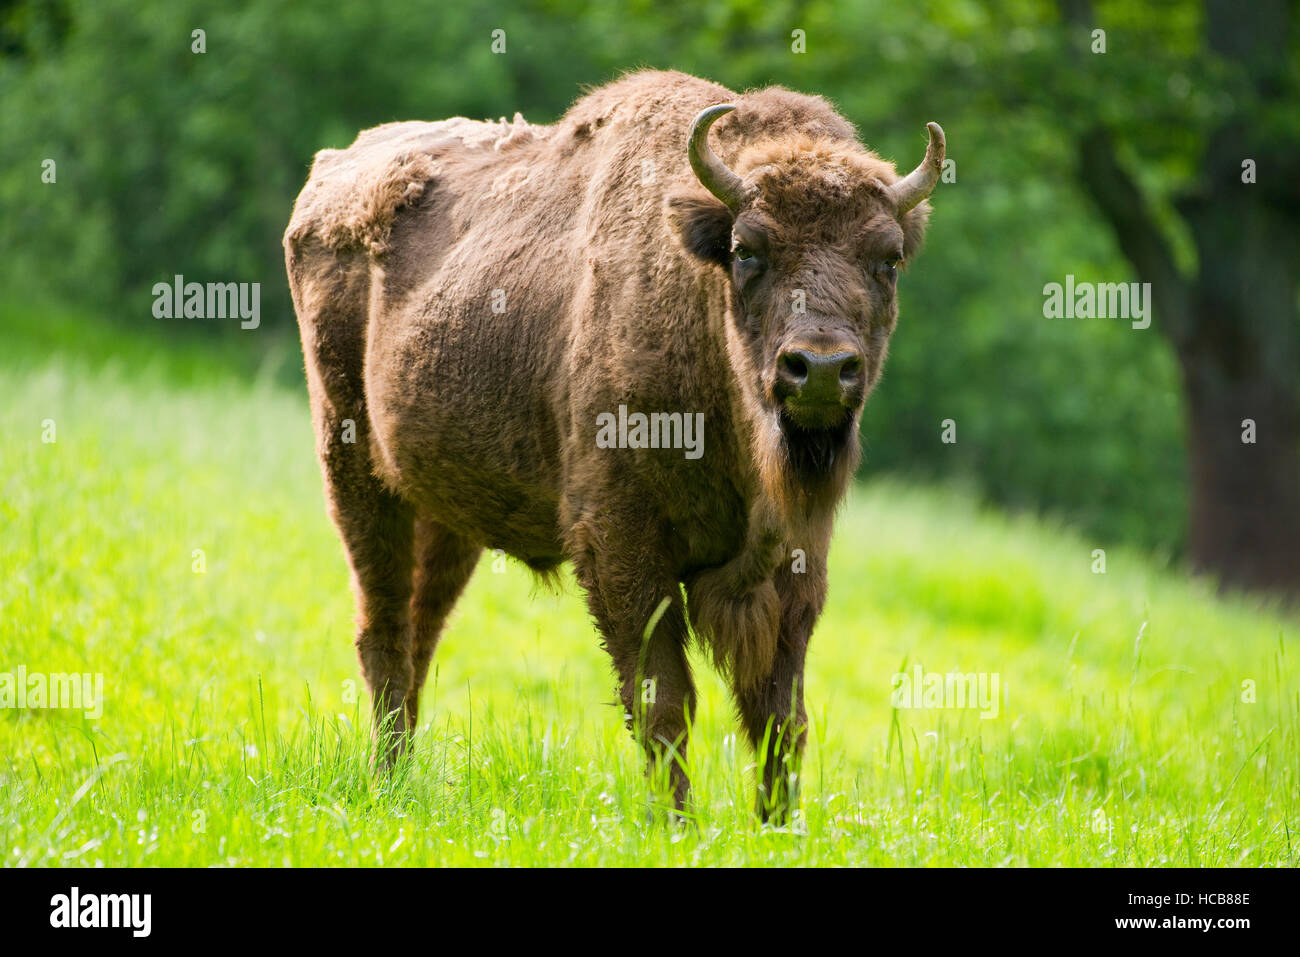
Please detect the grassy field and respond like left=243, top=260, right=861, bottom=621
left=1, top=304, right=1296, bottom=867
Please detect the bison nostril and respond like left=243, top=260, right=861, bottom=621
left=778, top=348, right=863, bottom=404
left=778, top=352, right=809, bottom=384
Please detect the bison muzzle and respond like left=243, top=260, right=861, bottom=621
left=284, top=70, right=944, bottom=821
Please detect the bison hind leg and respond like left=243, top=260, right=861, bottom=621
left=310, top=401, right=419, bottom=771
left=336, top=484, right=417, bottom=771
left=408, top=516, right=481, bottom=730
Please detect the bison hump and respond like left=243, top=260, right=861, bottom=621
left=285, top=114, right=545, bottom=256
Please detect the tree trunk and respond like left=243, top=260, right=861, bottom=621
left=1178, top=83, right=1300, bottom=599
left=1182, top=343, right=1300, bottom=597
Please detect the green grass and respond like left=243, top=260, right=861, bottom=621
left=1, top=301, right=1296, bottom=866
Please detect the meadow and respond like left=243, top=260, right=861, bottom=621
left=1, top=305, right=1295, bottom=867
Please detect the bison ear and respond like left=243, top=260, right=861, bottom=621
left=901, top=200, right=932, bottom=261
left=667, top=192, right=734, bottom=268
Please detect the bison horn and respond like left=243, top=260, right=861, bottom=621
left=688, top=104, right=747, bottom=212
left=887, top=122, right=946, bottom=215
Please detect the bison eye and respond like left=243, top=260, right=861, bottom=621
left=733, top=244, right=757, bottom=263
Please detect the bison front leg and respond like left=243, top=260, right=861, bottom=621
left=732, top=559, right=823, bottom=825
left=734, top=638, right=808, bottom=824
left=573, top=541, right=696, bottom=815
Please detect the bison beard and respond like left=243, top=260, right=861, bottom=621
left=780, top=411, right=858, bottom=484
left=284, top=70, right=943, bottom=822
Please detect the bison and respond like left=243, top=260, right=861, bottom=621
left=284, top=70, right=944, bottom=821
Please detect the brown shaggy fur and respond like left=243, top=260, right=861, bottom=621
left=284, top=70, right=941, bottom=820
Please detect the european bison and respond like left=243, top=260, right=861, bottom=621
left=284, top=70, right=944, bottom=820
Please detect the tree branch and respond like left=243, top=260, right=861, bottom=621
left=1055, top=0, right=1194, bottom=349
left=1074, top=128, right=1193, bottom=348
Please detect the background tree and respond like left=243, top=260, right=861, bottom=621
left=1065, top=0, right=1300, bottom=595
left=903, top=0, right=1300, bottom=595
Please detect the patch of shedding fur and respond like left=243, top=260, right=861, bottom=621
left=287, top=115, right=546, bottom=256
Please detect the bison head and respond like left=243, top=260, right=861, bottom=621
left=669, top=103, right=943, bottom=509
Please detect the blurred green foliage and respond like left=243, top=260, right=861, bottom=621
left=6, top=0, right=1255, bottom=554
